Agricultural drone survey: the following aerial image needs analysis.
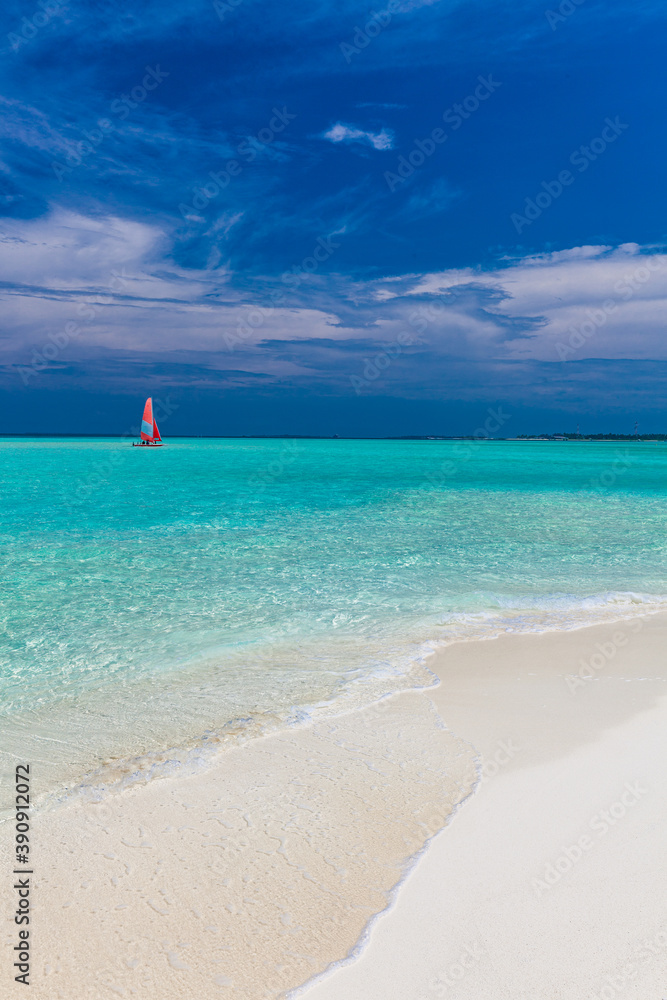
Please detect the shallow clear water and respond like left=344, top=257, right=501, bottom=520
left=2, top=437, right=666, bottom=799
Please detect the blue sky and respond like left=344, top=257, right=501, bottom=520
left=1, top=0, right=666, bottom=434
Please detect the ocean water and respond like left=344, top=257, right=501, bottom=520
left=2, top=437, right=666, bottom=803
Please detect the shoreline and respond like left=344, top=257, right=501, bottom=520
left=3, top=612, right=666, bottom=998
left=4, top=596, right=666, bottom=818
left=299, top=612, right=667, bottom=1000
left=3, top=679, right=478, bottom=998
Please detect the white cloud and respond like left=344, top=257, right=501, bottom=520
left=2, top=211, right=667, bottom=387
left=322, top=123, right=394, bottom=150
left=404, top=244, right=667, bottom=361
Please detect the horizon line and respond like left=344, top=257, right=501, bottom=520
left=1, top=433, right=666, bottom=441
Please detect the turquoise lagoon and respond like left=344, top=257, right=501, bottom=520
left=2, top=437, right=666, bottom=801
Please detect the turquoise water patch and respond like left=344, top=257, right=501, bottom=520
left=1, top=438, right=666, bottom=799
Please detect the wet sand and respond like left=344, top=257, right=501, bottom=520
left=2, top=689, right=475, bottom=998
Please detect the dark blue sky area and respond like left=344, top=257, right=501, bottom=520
left=1, top=0, right=666, bottom=434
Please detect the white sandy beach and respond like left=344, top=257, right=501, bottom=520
left=3, top=613, right=666, bottom=999
left=301, top=613, right=667, bottom=1000
left=3, top=688, right=476, bottom=999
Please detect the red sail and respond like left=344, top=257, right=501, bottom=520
left=152, top=417, right=162, bottom=441
left=140, top=398, right=154, bottom=441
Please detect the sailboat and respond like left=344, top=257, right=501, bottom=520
left=132, top=397, right=163, bottom=447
